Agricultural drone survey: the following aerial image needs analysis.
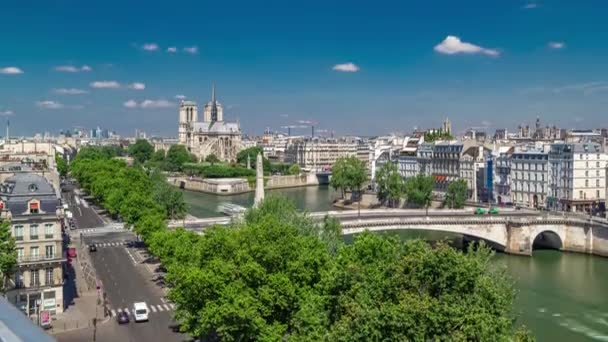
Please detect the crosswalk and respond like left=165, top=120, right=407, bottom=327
left=110, top=303, right=176, bottom=317
left=79, top=225, right=126, bottom=234
left=95, top=241, right=127, bottom=248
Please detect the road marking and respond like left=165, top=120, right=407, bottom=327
left=150, top=305, right=157, bottom=313
left=125, top=248, right=138, bottom=265
left=163, top=304, right=171, bottom=311
left=156, top=305, right=164, bottom=312
left=169, top=303, right=175, bottom=310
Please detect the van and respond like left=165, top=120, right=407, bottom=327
left=133, top=302, right=149, bottom=322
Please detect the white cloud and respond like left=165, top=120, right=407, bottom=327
left=183, top=46, right=198, bottom=54
left=332, top=63, right=360, bottom=72
left=90, top=81, right=121, bottom=89
left=123, top=100, right=138, bottom=108
left=523, top=3, right=538, bottom=9
left=54, top=65, right=92, bottom=72
left=434, top=35, right=499, bottom=56
left=141, top=99, right=174, bottom=108
left=548, top=41, right=565, bottom=49
left=54, top=88, right=89, bottom=95
left=143, top=43, right=159, bottom=51
left=167, top=47, right=177, bottom=53
left=0, top=110, right=14, bottom=116
left=175, top=95, right=186, bottom=100
left=124, top=99, right=175, bottom=109
left=128, top=82, right=146, bottom=90
left=36, top=100, right=64, bottom=109
left=0, top=67, right=24, bottom=74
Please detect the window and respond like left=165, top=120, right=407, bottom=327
left=585, top=171, right=589, bottom=177
left=14, top=271, right=23, bottom=288
left=597, top=179, right=600, bottom=187
left=13, top=225, right=23, bottom=241
left=586, top=162, right=589, bottom=168
left=598, top=154, right=601, bottom=160
left=585, top=180, right=589, bottom=187
left=580, top=154, right=583, bottom=159
left=597, top=162, right=600, bottom=167
left=30, top=247, right=39, bottom=260
left=31, top=269, right=40, bottom=287
left=29, top=225, right=38, bottom=240
left=45, top=245, right=54, bottom=259
left=597, top=190, right=601, bottom=199
left=598, top=170, right=601, bottom=177
left=579, top=190, right=583, bottom=198
left=16, top=248, right=24, bottom=261
left=45, top=268, right=54, bottom=285
left=44, top=224, right=53, bottom=239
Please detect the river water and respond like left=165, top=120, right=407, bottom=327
left=182, top=185, right=608, bottom=341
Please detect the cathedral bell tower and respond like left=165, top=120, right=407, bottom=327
left=203, top=82, right=223, bottom=123
left=178, top=100, right=198, bottom=145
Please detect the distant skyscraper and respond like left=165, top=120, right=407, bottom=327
left=442, top=117, right=452, bottom=135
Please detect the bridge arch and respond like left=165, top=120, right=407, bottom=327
left=341, top=223, right=509, bottom=250
left=531, top=230, right=563, bottom=251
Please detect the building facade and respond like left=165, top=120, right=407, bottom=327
left=510, top=147, right=550, bottom=208
left=1, top=173, right=64, bottom=317
left=285, top=138, right=358, bottom=172
left=431, top=141, right=464, bottom=191
left=178, top=84, right=242, bottom=162
left=548, top=143, right=607, bottom=213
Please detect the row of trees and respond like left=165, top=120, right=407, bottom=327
left=374, top=162, right=469, bottom=210
left=147, top=195, right=532, bottom=341
left=70, top=146, right=187, bottom=239
left=128, top=139, right=198, bottom=172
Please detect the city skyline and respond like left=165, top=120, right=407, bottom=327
left=1, top=1, right=608, bottom=136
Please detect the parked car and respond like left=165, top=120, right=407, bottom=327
left=89, top=244, right=97, bottom=252
left=117, top=311, right=130, bottom=324
left=489, top=207, right=500, bottom=215
left=474, top=208, right=486, bottom=215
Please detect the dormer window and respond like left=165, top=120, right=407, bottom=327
left=28, top=183, right=38, bottom=192
left=29, top=202, right=39, bottom=214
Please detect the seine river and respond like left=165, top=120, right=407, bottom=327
left=183, top=185, right=608, bottom=341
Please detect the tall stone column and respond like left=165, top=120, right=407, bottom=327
left=254, top=153, right=265, bottom=206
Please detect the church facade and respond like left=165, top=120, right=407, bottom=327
left=178, top=84, right=242, bottom=162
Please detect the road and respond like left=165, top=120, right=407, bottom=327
left=58, top=182, right=190, bottom=342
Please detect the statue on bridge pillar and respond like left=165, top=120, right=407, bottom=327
left=254, top=153, right=264, bottom=207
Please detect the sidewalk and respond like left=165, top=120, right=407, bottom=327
left=49, top=233, right=110, bottom=335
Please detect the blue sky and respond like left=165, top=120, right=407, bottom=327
left=1, top=0, right=608, bottom=137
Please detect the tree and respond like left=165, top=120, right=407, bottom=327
left=55, top=153, right=68, bottom=178
left=405, top=174, right=434, bottom=214
left=293, top=233, right=527, bottom=341
left=445, top=179, right=469, bottom=209
left=167, top=212, right=332, bottom=341
left=0, top=220, right=17, bottom=295
left=288, top=164, right=301, bottom=176
left=166, top=145, right=197, bottom=172
left=151, top=149, right=166, bottom=162
left=330, top=156, right=367, bottom=202
left=128, top=139, right=154, bottom=164
left=237, top=146, right=271, bottom=171
left=375, top=162, right=405, bottom=208
left=204, top=154, right=220, bottom=165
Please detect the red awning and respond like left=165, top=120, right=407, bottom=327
left=30, top=202, right=39, bottom=210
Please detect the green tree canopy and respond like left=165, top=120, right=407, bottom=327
left=445, top=179, right=469, bottom=209
left=375, top=162, right=405, bottom=208
left=166, top=145, right=197, bottom=172
left=0, top=220, right=17, bottom=294
left=330, top=156, right=368, bottom=200
left=288, top=164, right=301, bottom=175
left=128, top=139, right=154, bottom=164
left=55, top=153, right=68, bottom=178
left=405, top=174, right=434, bottom=214
left=204, top=153, right=220, bottom=165
left=237, top=146, right=271, bottom=171
left=151, top=149, right=166, bottom=162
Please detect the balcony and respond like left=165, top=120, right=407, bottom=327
left=17, top=253, right=66, bottom=265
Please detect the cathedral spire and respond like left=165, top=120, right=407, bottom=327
left=212, top=81, right=216, bottom=103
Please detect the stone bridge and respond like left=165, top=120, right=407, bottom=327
left=170, top=209, right=608, bottom=257
left=339, top=216, right=608, bottom=256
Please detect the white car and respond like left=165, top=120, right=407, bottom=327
left=133, top=302, right=149, bottom=322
